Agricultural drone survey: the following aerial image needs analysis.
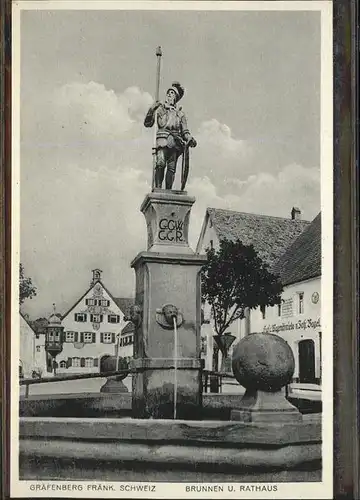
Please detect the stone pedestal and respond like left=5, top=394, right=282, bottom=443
left=131, top=190, right=207, bottom=419
left=231, top=333, right=302, bottom=423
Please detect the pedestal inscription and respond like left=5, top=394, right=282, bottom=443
left=141, top=189, right=195, bottom=254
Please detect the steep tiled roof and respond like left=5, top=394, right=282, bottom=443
left=272, top=213, right=321, bottom=286
left=114, top=297, right=135, bottom=315
left=208, top=208, right=310, bottom=266
left=121, top=321, right=135, bottom=335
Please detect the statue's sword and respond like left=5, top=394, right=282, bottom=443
left=181, top=140, right=190, bottom=191
left=152, top=46, right=162, bottom=191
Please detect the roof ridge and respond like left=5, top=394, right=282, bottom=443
left=207, top=207, right=311, bottom=223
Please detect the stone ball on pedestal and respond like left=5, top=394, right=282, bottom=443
left=232, top=333, right=295, bottom=392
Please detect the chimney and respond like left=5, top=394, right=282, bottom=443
left=91, top=268, right=102, bottom=286
left=291, top=207, right=301, bottom=221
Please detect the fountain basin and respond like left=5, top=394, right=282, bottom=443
left=19, top=416, right=321, bottom=482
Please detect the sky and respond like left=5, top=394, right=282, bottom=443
left=19, top=6, right=322, bottom=318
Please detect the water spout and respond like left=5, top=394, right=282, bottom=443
left=173, top=316, right=178, bottom=419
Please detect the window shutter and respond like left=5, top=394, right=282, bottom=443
left=74, top=313, right=78, bottom=321
left=85, top=299, right=88, bottom=306
left=80, top=357, right=85, bottom=367
left=92, top=332, right=96, bottom=343
left=75, top=332, right=79, bottom=342
left=80, top=332, right=84, bottom=343
left=100, top=332, right=104, bottom=343
left=100, top=314, right=103, bottom=322
left=112, top=333, right=116, bottom=344
left=67, top=357, right=72, bottom=368
left=94, top=358, right=98, bottom=367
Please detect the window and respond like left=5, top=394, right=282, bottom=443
left=298, top=292, right=304, bottom=314
left=59, top=360, right=67, bottom=368
left=99, top=299, right=110, bottom=307
left=90, top=314, right=103, bottom=323
left=260, top=305, right=266, bottom=320
left=48, top=332, right=54, bottom=341
left=65, top=331, right=76, bottom=342
left=72, top=357, right=81, bottom=367
left=85, top=358, right=93, bottom=368
left=101, top=332, right=115, bottom=344
left=83, top=332, right=94, bottom=343
left=85, top=298, right=97, bottom=306
left=36, top=346, right=41, bottom=352
left=123, top=336, right=133, bottom=346
left=75, top=313, right=87, bottom=322
left=108, top=314, right=120, bottom=324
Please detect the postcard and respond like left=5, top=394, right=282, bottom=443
left=11, top=1, right=333, bottom=498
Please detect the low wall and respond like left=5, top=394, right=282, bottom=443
left=19, top=417, right=321, bottom=482
left=19, top=393, right=322, bottom=419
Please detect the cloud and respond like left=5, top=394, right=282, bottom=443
left=191, top=119, right=251, bottom=182
left=196, top=119, right=249, bottom=158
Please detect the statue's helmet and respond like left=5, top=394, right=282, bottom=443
left=167, top=81, right=185, bottom=103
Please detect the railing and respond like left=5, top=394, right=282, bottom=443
left=20, top=368, right=291, bottom=399
left=20, top=369, right=131, bottom=398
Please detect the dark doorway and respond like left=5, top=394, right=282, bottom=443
left=298, top=339, right=316, bottom=383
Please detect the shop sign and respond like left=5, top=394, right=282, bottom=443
left=263, top=317, right=321, bottom=334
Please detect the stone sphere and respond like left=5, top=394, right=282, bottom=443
left=232, top=333, right=295, bottom=392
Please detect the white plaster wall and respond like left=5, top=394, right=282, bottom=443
left=198, top=225, right=219, bottom=254
left=19, top=315, right=36, bottom=378
left=249, top=276, right=322, bottom=380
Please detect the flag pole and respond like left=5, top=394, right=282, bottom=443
left=152, top=46, right=162, bottom=191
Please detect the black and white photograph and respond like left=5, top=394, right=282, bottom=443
left=11, top=1, right=333, bottom=497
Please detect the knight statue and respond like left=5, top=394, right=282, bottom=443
left=144, top=81, right=197, bottom=191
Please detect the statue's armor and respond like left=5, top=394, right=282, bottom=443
left=144, top=103, right=191, bottom=149
left=144, top=103, right=192, bottom=190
